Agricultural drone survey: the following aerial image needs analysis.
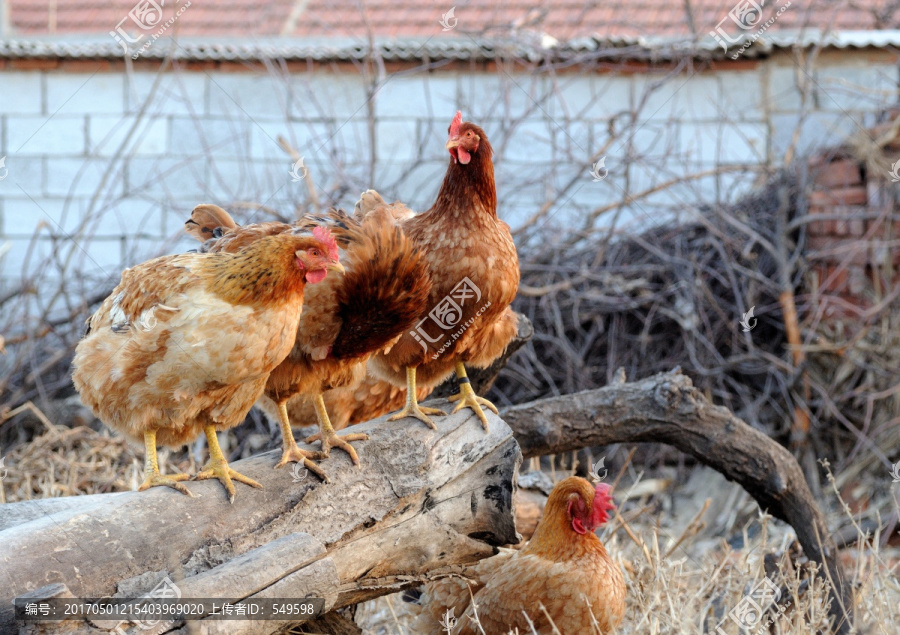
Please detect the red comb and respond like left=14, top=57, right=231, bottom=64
left=449, top=110, right=463, bottom=138
left=312, top=226, right=339, bottom=262
left=594, top=482, right=615, bottom=509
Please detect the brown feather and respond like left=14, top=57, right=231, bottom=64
left=72, top=233, right=333, bottom=449
left=184, top=203, right=238, bottom=242
left=188, top=205, right=432, bottom=418
left=411, top=477, right=626, bottom=635
left=366, top=116, right=520, bottom=390
left=286, top=375, right=433, bottom=430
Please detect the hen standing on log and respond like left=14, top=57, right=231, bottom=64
left=364, top=111, right=520, bottom=429
left=72, top=231, right=343, bottom=501
left=185, top=203, right=432, bottom=477
left=410, top=477, right=626, bottom=634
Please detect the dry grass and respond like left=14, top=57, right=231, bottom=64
left=0, top=420, right=192, bottom=503
left=3, top=426, right=898, bottom=634
left=358, top=522, right=899, bottom=635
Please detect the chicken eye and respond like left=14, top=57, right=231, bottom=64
left=309, top=249, right=320, bottom=257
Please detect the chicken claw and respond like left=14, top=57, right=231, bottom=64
left=388, top=403, right=446, bottom=429
left=275, top=445, right=329, bottom=482
left=388, top=367, right=445, bottom=429
left=272, top=400, right=329, bottom=481
left=448, top=362, right=498, bottom=431
left=138, top=472, right=193, bottom=497
left=194, top=425, right=262, bottom=503
left=305, top=394, right=368, bottom=466
left=138, top=430, right=193, bottom=497
left=305, top=429, right=369, bottom=464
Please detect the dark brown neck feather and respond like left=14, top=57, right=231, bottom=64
left=430, top=141, right=497, bottom=217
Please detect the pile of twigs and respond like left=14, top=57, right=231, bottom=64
left=497, top=166, right=900, bottom=481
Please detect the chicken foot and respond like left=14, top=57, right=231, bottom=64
left=194, top=425, right=263, bottom=503
left=447, top=362, right=498, bottom=431
left=138, top=430, right=193, bottom=496
left=304, top=393, right=368, bottom=466
left=388, top=366, right=445, bottom=429
left=273, top=400, right=329, bottom=481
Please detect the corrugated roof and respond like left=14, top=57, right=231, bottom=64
left=2, top=0, right=900, bottom=61
left=8, top=0, right=900, bottom=39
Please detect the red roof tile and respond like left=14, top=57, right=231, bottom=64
left=6, top=0, right=899, bottom=41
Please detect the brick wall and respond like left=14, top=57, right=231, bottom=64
left=807, top=139, right=899, bottom=316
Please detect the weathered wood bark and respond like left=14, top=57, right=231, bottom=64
left=0, top=409, right=521, bottom=634
left=501, top=369, right=852, bottom=635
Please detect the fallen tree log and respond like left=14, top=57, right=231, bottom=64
left=1, top=368, right=851, bottom=634
left=0, top=409, right=521, bottom=634
left=501, top=368, right=852, bottom=635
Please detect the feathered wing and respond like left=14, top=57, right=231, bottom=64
left=454, top=553, right=624, bottom=635
left=73, top=252, right=300, bottom=446
left=183, top=202, right=432, bottom=472
left=408, top=550, right=515, bottom=635
left=193, top=204, right=431, bottom=369
left=457, top=306, right=519, bottom=369
left=362, top=119, right=521, bottom=434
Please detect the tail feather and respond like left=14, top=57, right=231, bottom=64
left=293, top=207, right=358, bottom=248
left=330, top=212, right=432, bottom=359
left=184, top=204, right=238, bottom=242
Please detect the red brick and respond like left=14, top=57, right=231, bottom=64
left=179, top=61, right=217, bottom=72
left=847, top=266, right=869, bottom=296
left=810, top=159, right=863, bottom=189
left=708, top=59, right=760, bottom=72
left=9, top=58, right=59, bottom=70
left=807, top=237, right=871, bottom=266
left=807, top=218, right=830, bottom=236
left=59, top=59, right=112, bottom=73
left=808, top=187, right=868, bottom=207
left=814, top=264, right=849, bottom=294
left=216, top=61, right=254, bottom=73
left=833, top=217, right=866, bottom=237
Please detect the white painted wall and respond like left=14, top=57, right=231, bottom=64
left=0, top=54, right=897, bottom=303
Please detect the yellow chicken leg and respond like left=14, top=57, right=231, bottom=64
left=138, top=430, right=193, bottom=496
left=273, top=400, right=329, bottom=481
left=194, top=425, right=263, bottom=503
left=388, top=366, right=445, bottom=429
left=447, top=362, right=498, bottom=431
left=304, top=393, right=368, bottom=466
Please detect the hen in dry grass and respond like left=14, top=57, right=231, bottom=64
left=409, top=476, right=625, bottom=634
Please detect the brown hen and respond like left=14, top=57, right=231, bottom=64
left=72, top=231, right=343, bottom=501
left=411, top=477, right=626, bottom=634
left=185, top=203, right=431, bottom=478
left=362, top=111, right=520, bottom=430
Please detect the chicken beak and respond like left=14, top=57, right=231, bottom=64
left=445, top=137, right=460, bottom=150
left=327, top=261, right=346, bottom=274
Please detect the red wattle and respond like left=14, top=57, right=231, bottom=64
left=305, top=269, right=327, bottom=284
